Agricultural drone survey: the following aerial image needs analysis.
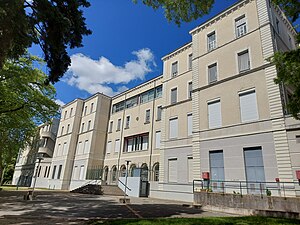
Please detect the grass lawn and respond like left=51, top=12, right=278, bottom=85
left=0, top=186, right=29, bottom=191
left=89, top=217, right=300, bottom=225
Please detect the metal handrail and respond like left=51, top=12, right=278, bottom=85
left=118, top=179, right=132, bottom=191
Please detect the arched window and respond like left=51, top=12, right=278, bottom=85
left=153, top=163, right=159, bottom=181
left=141, top=163, right=148, bottom=181
left=130, top=164, right=137, bottom=177
left=111, top=166, right=117, bottom=182
left=119, top=165, right=126, bottom=177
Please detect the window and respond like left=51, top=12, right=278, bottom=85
left=157, top=106, right=162, bottom=121
left=87, top=120, right=91, bottom=130
left=208, top=63, right=217, bottom=84
left=155, top=131, right=161, bottom=149
left=57, top=165, right=62, bottom=179
left=155, top=85, right=163, bottom=98
left=239, top=90, right=258, bottom=122
left=84, top=106, right=87, bottom=116
left=115, top=139, right=120, bottom=152
left=37, top=166, right=41, bottom=177
left=64, top=111, right=67, bottom=119
left=57, top=144, right=61, bottom=157
left=83, top=140, right=89, bottom=154
left=112, top=101, right=125, bottom=113
left=275, top=17, right=280, bottom=33
left=44, top=166, right=48, bottom=177
left=208, top=99, right=222, bottom=128
left=77, top=141, right=83, bottom=155
left=109, top=121, right=113, bottom=133
left=141, top=89, right=155, bottom=103
left=169, top=117, right=178, bottom=139
left=187, top=157, right=193, bottom=183
left=235, top=15, right=247, bottom=38
left=73, top=166, right=78, bottom=179
left=124, top=133, right=149, bottom=152
left=207, top=31, right=216, bottom=51
left=126, top=96, right=139, bottom=108
left=145, top=109, right=150, bottom=123
left=52, top=165, right=57, bottom=179
left=244, top=147, right=265, bottom=194
left=47, top=166, right=50, bottom=177
left=60, top=126, right=64, bottom=136
left=238, top=50, right=250, bottom=72
left=90, top=103, right=94, bottom=113
left=187, top=113, right=193, bottom=136
left=63, top=142, right=67, bottom=155
left=210, top=151, right=225, bottom=191
left=171, top=88, right=177, bottom=104
left=188, top=81, right=192, bottom=99
left=70, top=108, right=73, bottom=117
left=296, top=135, right=300, bottom=144
left=81, top=123, right=84, bottom=133
left=171, top=61, right=178, bottom=77
left=106, top=141, right=112, bottom=154
left=79, top=165, right=85, bottom=180
left=67, top=124, right=70, bottom=133
left=168, top=158, right=178, bottom=182
left=117, top=119, right=121, bottom=131
left=188, top=54, right=192, bottom=70
left=153, top=163, right=159, bottom=181
left=125, top=116, right=130, bottom=128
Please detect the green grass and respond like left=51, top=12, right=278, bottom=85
left=88, top=217, right=300, bottom=225
left=0, top=186, right=29, bottom=191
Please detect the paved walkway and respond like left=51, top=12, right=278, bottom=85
left=0, top=190, right=236, bottom=225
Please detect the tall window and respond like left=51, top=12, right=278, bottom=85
left=106, top=141, right=112, bottom=154
left=145, top=109, right=150, bottom=123
left=238, top=50, right=250, bottom=72
left=81, top=123, right=84, bottom=133
left=210, top=151, right=225, bottom=191
left=64, top=110, right=67, bottom=119
left=109, top=121, right=113, bottom=133
left=188, top=81, right=193, bottom=99
left=63, top=142, right=67, bottom=155
left=157, top=106, right=162, bottom=121
left=73, top=166, right=78, bottom=180
left=52, top=165, right=57, bottom=179
left=117, top=119, right=121, bottom=131
left=83, top=140, right=89, bottom=154
left=187, top=157, right=193, bottom=183
left=77, top=141, right=83, bottom=155
left=188, top=54, right=192, bottom=70
left=171, top=61, right=178, bottom=77
left=239, top=89, right=258, bottom=122
left=208, top=63, right=217, bottom=84
left=66, top=124, right=70, bottom=133
left=87, top=120, right=91, bottom=130
left=187, top=113, right=193, bottom=136
left=168, top=158, right=178, bottom=183
left=60, top=126, right=64, bottom=136
left=235, top=15, right=247, bottom=38
left=155, top=131, right=161, bottom=149
left=84, top=106, right=87, bottom=116
left=169, top=117, right=178, bottom=139
left=79, top=165, right=85, bottom=180
left=207, top=31, right=216, bottom=51
left=90, top=103, right=94, bottom=113
left=208, top=99, right=222, bottom=128
left=244, top=147, right=265, bottom=194
left=155, top=85, right=163, bottom=98
left=171, top=88, right=177, bottom=104
left=115, top=139, right=120, bottom=152
left=70, top=108, right=73, bottom=117
left=125, top=116, right=130, bottom=128
left=57, top=165, right=62, bottom=179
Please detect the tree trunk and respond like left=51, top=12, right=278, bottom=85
left=0, top=165, right=4, bottom=186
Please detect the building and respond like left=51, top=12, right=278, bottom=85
left=13, top=0, right=300, bottom=202
left=12, top=119, right=59, bottom=187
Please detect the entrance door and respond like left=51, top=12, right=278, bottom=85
left=139, top=180, right=149, bottom=197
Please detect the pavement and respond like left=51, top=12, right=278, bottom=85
left=0, top=190, right=236, bottom=225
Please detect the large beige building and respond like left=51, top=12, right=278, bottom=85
left=13, top=0, right=299, bottom=202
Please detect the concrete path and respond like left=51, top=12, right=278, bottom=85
left=0, top=190, right=236, bottom=225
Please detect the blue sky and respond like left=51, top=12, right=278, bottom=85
left=29, top=0, right=276, bottom=105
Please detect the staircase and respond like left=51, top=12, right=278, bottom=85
left=101, top=184, right=124, bottom=196
left=70, top=184, right=102, bottom=195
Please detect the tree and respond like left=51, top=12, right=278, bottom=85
left=0, top=0, right=91, bottom=84
left=0, top=54, right=59, bottom=185
left=137, top=0, right=299, bottom=119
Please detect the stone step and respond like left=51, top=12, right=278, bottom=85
left=101, top=185, right=124, bottom=196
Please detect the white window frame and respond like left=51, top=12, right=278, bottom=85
left=188, top=53, right=193, bottom=70
left=145, top=109, right=151, bottom=123
left=239, top=88, right=259, bottom=122
left=188, top=81, right=192, bottom=99
left=187, top=113, right=193, bottom=136
left=155, top=131, right=161, bottom=149
left=207, top=30, right=216, bottom=51
left=207, top=98, right=222, bottom=129
left=169, top=117, right=178, bottom=139
left=235, top=14, right=247, bottom=38
left=170, top=87, right=178, bottom=104
left=171, top=61, right=178, bottom=77
left=208, top=62, right=218, bottom=84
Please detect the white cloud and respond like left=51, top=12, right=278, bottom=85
left=65, top=48, right=156, bottom=96
left=55, top=99, right=65, bottom=107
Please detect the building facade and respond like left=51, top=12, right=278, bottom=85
left=13, top=0, right=300, bottom=202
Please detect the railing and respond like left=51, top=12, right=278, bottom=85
left=118, top=179, right=132, bottom=192
left=193, top=179, right=300, bottom=198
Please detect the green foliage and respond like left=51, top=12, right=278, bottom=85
left=133, top=0, right=214, bottom=25
left=0, top=0, right=91, bottom=84
left=0, top=54, right=59, bottom=183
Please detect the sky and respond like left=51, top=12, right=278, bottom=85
left=28, top=0, right=266, bottom=106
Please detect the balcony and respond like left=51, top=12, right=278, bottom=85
left=40, top=130, right=56, bottom=141
left=38, top=146, right=53, bottom=157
